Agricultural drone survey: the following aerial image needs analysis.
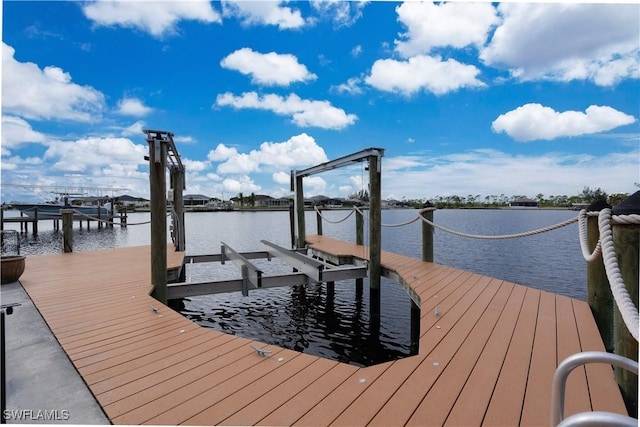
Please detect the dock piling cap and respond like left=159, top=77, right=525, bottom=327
left=612, top=191, right=640, bottom=215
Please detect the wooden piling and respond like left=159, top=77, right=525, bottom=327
left=611, top=192, right=639, bottom=417
left=368, top=154, right=382, bottom=324
left=61, top=209, right=74, bottom=253
left=421, top=203, right=434, bottom=263
left=612, top=222, right=639, bottom=417
left=149, top=135, right=168, bottom=304
left=586, top=201, right=614, bottom=352
left=32, top=208, right=38, bottom=234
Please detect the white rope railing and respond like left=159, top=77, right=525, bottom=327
left=417, top=208, right=579, bottom=239
left=596, top=208, right=639, bottom=341
left=578, top=209, right=602, bottom=262
left=314, top=205, right=355, bottom=224
left=317, top=204, right=639, bottom=341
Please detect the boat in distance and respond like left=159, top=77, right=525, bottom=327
left=12, top=202, right=112, bottom=220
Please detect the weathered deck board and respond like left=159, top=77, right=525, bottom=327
left=14, top=238, right=628, bottom=426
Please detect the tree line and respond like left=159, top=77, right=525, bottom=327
left=419, top=187, right=626, bottom=209
left=351, top=187, right=628, bottom=209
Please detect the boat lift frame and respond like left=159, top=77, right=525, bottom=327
left=167, top=240, right=368, bottom=299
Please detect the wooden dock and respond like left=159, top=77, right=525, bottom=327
left=14, top=238, right=628, bottom=425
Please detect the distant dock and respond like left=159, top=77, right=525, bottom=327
left=0, top=207, right=128, bottom=234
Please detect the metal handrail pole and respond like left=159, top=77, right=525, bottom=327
left=551, top=351, right=638, bottom=426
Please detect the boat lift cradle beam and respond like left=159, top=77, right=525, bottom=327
left=167, top=240, right=368, bottom=299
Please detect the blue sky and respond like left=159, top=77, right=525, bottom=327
left=1, top=1, right=639, bottom=203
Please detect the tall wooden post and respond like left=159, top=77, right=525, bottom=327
left=586, top=201, right=614, bottom=352
left=61, top=209, right=74, bottom=253
left=295, top=174, right=306, bottom=249
left=611, top=193, right=639, bottom=417
left=368, top=154, right=382, bottom=326
left=421, top=202, right=434, bottom=263
left=148, top=135, right=168, bottom=304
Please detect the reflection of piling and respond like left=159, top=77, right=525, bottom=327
left=611, top=193, right=639, bottom=417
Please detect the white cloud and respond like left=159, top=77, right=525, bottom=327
left=222, top=175, right=261, bottom=194
left=182, top=158, right=209, bottom=173
left=116, top=97, right=153, bottom=117
left=44, top=137, right=147, bottom=173
left=208, top=143, right=239, bottom=162
left=82, top=0, right=221, bottom=37
left=395, top=2, right=499, bottom=57
left=121, top=120, right=146, bottom=136
left=1, top=116, right=46, bottom=151
left=310, top=0, right=368, bottom=28
left=215, top=92, right=357, bottom=129
left=2, top=43, right=105, bottom=122
left=208, top=133, right=328, bottom=175
left=333, top=77, right=364, bottom=95
left=365, top=55, right=486, bottom=96
left=220, top=48, right=316, bottom=86
left=481, top=3, right=640, bottom=86
left=492, top=103, right=637, bottom=142
left=304, top=176, right=327, bottom=196
left=222, top=0, right=306, bottom=30
left=382, top=149, right=639, bottom=200
left=255, top=133, right=328, bottom=168
left=272, top=171, right=291, bottom=185
left=351, top=45, right=363, bottom=57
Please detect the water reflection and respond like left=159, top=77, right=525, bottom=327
left=179, top=276, right=415, bottom=367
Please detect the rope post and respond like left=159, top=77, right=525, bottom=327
left=421, top=202, right=434, bottom=263
left=611, top=192, right=639, bottom=417
left=61, top=209, right=74, bottom=253
left=586, top=201, right=614, bottom=353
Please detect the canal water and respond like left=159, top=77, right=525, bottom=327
left=3, top=208, right=584, bottom=366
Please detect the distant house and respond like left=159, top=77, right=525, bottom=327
left=116, top=195, right=148, bottom=208
left=509, top=197, right=539, bottom=208
left=254, top=195, right=290, bottom=207
left=183, top=194, right=211, bottom=206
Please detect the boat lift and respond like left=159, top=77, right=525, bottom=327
left=167, top=240, right=368, bottom=299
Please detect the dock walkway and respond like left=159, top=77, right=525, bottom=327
left=12, top=239, right=627, bottom=425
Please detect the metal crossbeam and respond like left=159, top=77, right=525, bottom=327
left=292, top=147, right=384, bottom=182
left=221, top=242, right=263, bottom=293
left=261, top=240, right=324, bottom=282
